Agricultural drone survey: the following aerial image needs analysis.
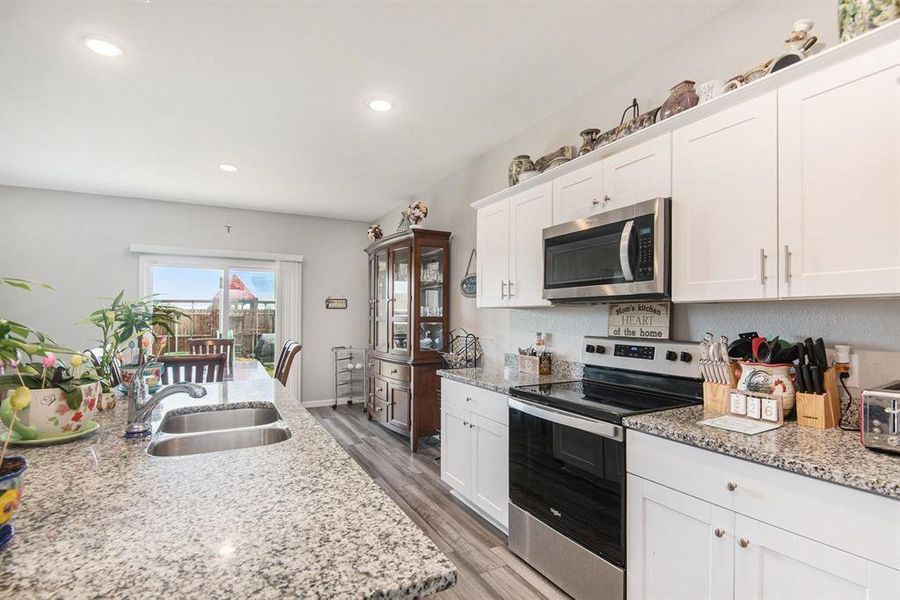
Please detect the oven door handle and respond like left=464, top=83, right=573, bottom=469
left=508, top=397, right=624, bottom=441
left=619, top=219, right=635, bottom=282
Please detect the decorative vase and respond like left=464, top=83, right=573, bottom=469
left=736, top=362, right=796, bottom=415
left=839, top=0, right=900, bottom=42
left=0, top=456, right=27, bottom=551
left=0, top=382, right=101, bottom=439
left=508, top=155, right=535, bottom=186
left=658, top=80, right=700, bottom=121
left=578, top=129, right=601, bottom=156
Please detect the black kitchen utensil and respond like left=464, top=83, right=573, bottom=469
left=797, top=343, right=812, bottom=393
left=738, top=331, right=760, bottom=341
left=813, top=338, right=828, bottom=369
left=727, top=338, right=753, bottom=361
left=770, top=343, right=799, bottom=365
left=804, top=337, right=825, bottom=392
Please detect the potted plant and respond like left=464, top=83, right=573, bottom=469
left=83, top=291, right=185, bottom=392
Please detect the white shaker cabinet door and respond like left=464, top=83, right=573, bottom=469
left=779, top=39, right=900, bottom=299
left=734, top=515, right=900, bottom=600
left=476, top=200, right=510, bottom=308
left=509, top=182, right=552, bottom=307
left=551, top=160, right=604, bottom=224
left=627, top=475, right=735, bottom=600
left=602, top=134, right=671, bottom=209
left=469, top=413, right=509, bottom=528
left=440, top=401, right=472, bottom=494
left=672, top=92, right=778, bottom=302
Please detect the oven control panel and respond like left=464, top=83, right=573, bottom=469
left=582, top=336, right=701, bottom=378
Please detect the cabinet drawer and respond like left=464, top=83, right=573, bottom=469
left=368, top=358, right=381, bottom=376
left=441, top=378, right=508, bottom=426
left=372, top=376, right=388, bottom=401
left=627, top=430, right=900, bottom=570
left=380, top=361, right=410, bottom=383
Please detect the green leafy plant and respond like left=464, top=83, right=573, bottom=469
left=0, top=277, right=53, bottom=292
left=82, top=291, right=186, bottom=381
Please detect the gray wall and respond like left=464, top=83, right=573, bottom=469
left=0, top=186, right=369, bottom=403
left=375, top=1, right=900, bottom=367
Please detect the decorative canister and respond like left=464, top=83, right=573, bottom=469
left=658, top=80, right=700, bottom=121
left=577, top=129, right=601, bottom=156
left=697, top=79, right=725, bottom=104
left=507, top=155, right=535, bottom=187
left=736, top=362, right=796, bottom=415
left=839, top=0, right=900, bottom=42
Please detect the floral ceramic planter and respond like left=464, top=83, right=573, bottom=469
left=0, top=382, right=100, bottom=440
left=0, top=456, right=26, bottom=550
left=120, top=364, right=161, bottom=388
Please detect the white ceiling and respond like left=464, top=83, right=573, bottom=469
left=0, top=1, right=736, bottom=220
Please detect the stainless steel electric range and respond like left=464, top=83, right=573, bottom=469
left=507, top=336, right=703, bottom=600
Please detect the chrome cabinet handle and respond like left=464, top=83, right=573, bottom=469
left=376, top=387, right=384, bottom=392
left=726, top=481, right=738, bottom=491
left=784, top=245, right=792, bottom=284
left=592, top=198, right=599, bottom=206
left=390, top=368, right=398, bottom=374
left=714, top=528, right=726, bottom=538
left=463, top=420, right=468, bottom=427
left=604, top=195, right=611, bottom=204
left=738, top=538, right=750, bottom=548
left=508, top=280, right=515, bottom=297
left=500, top=281, right=507, bottom=299
left=465, top=397, right=472, bottom=402
left=470, top=423, right=475, bottom=429
left=760, top=248, right=767, bottom=285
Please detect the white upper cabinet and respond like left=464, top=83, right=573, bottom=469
left=509, top=183, right=552, bottom=307
left=476, top=183, right=552, bottom=308
left=778, top=39, right=900, bottom=299
left=602, top=133, right=671, bottom=208
left=476, top=200, right=510, bottom=308
left=552, top=160, right=603, bottom=224
left=672, top=92, right=779, bottom=302
left=551, top=135, right=671, bottom=225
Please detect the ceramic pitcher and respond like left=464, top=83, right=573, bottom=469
left=736, top=362, right=796, bottom=414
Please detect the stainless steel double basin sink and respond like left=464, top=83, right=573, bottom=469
left=147, top=405, right=292, bottom=457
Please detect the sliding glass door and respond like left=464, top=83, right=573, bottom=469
left=142, top=257, right=277, bottom=369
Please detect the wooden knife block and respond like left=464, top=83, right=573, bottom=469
left=795, top=368, right=841, bottom=429
left=703, top=363, right=737, bottom=413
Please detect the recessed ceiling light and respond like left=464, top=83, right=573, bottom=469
left=367, top=98, right=394, bottom=112
left=218, top=164, right=238, bottom=172
left=82, top=36, right=125, bottom=57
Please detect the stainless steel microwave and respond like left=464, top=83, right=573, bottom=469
left=542, top=197, right=670, bottom=303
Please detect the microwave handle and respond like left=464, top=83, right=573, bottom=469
left=620, top=219, right=635, bottom=282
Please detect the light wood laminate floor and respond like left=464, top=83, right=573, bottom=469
left=308, top=404, right=570, bottom=600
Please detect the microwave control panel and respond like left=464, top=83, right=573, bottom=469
left=635, top=220, right=655, bottom=280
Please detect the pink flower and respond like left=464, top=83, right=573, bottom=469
left=42, top=353, right=56, bottom=369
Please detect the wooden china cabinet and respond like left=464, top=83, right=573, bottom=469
left=366, top=228, right=451, bottom=451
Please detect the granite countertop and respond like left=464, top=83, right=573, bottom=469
left=437, top=366, right=578, bottom=395
left=0, top=378, right=456, bottom=598
left=624, top=406, right=900, bottom=500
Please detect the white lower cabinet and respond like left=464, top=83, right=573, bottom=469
left=628, top=475, right=734, bottom=600
left=627, top=431, right=900, bottom=600
left=440, top=379, right=509, bottom=529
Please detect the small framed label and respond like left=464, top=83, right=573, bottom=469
left=325, top=297, right=348, bottom=310
left=608, top=302, right=670, bottom=340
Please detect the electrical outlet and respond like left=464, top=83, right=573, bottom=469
left=846, top=353, right=860, bottom=388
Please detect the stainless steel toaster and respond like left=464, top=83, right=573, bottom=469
left=861, top=381, right=900, bottom=454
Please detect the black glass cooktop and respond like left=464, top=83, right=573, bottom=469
left=509, top=378, right=701, bottom=424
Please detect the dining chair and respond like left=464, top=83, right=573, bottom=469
left=274, top=340, right=301, bottom=387
left=85, top=347, right=123, bottom=387
left=188, top=338, right=234, bottom=376
left=159, top=353, right=226, bottom=384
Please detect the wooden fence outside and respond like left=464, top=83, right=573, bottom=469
left=153, top=301, right=275, bottom=362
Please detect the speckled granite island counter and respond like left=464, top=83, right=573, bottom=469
left=0, top=379, right=457, bottom=599
left=624, top=405, right=900, bottom=500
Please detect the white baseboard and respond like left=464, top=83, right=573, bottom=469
left=302, top=397, right=353, bottom=408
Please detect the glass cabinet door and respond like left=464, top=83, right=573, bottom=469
left=373, top=250, right=389, bottom=353
left=390, top=246, right=410, bottom=355
left=418, top=246, right=445, bottom=352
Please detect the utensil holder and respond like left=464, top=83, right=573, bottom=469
left=703, top=382, right=731, bottom=413
left=517, top=354, right=551, bottom=376
left=795, top=368, right=841, bottom=429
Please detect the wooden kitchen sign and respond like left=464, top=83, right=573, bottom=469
left=608, top=302, right=670, bottom=340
